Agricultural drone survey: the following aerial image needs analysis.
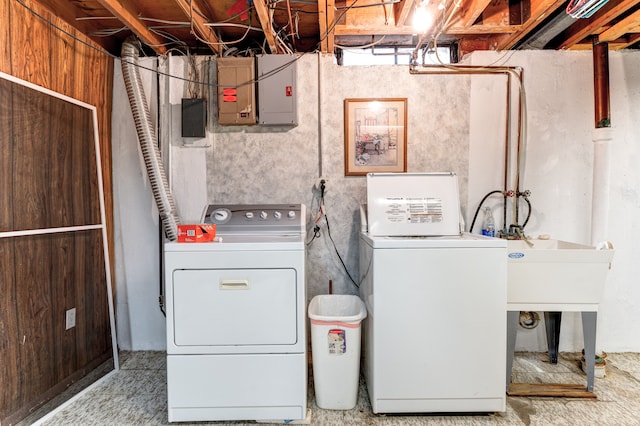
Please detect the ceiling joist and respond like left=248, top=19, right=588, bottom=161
left=172, top=0, right=222, bottom=54
left=96, top=0, right=167, bottom=54
left=559, top=0, right=639, bottom=49
left=22, top=0, right=640, bottom=57
left=253, top=0, right=279, bottom=53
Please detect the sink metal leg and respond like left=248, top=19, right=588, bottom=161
left=506, top=311, right=519, bottom=392
left=544, top=311, right=562, bottom=364
left=582, top=311, right=597, bottom=392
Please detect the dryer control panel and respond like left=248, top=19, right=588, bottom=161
left=201, top=204, right=304, bottom=235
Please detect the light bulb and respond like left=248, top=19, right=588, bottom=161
left=413, top=5, right=432, bottom=33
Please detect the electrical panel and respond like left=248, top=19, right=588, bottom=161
left=217, top=57, right=256, bottom=125
left=257, top=55, right=298, bottom=126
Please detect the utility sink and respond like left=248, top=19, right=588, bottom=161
left=507, top=239, right=614, bottom=308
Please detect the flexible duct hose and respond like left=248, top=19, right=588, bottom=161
left=121, top=39, right=180, bottom=241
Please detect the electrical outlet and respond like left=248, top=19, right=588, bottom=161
left=65, top=308, right=76, bottom=330
left=313, top=178, right=328, bottom=195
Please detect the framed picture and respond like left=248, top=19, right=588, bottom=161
left=344, top=98, right=407, bottom=176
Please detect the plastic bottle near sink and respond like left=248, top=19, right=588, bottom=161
left=481, top=207, right=496, bottom=237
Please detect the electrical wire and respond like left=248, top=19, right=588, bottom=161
left=307, top=181, right=359, bottom=289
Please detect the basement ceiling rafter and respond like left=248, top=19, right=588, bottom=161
left=172, top=0, right=222, bottom=54
left=21, top=0, right=640, bottom=58
left=253, top=0, right=279, bottom=53
left=96, top=0, right=167, bottom=54
left=558, top=0, right=640, bottom=49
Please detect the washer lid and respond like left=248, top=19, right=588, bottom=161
left=366, top=172, right=461, bottom=237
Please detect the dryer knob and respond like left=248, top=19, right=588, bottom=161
left=245, top=212, right=254, bottom=219
left=260, top=211, right=268, bottom=220
left=287, top=210, right=296, bottom=219
left=213, top=210, right=229, bottom=222
left=274, top=211, right=282, bottom=220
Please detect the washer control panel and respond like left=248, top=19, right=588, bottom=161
left=201, top=204, right=304, bottom=235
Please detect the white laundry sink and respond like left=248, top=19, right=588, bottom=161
left=506, top=239, right=614, bottom=308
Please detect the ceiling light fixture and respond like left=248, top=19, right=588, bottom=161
left=413, top=0, right=433, bottom=33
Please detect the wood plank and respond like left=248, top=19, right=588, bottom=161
left=96, top=0, right=168, bottom=54
left=319, top=0, right=328, bottom=53
left=394, top=0, right=417, bottom=27
left=15, top=235, right=55, bottom=414
left=334, top=22, right=520, bottom=35
left=0, top=76, right=19, bottom=421
left=0, top=0, right=11, bottom=73
left=253, top=0, right=279, bottom=53
left=173, top=0, right=223, bottom=54
left=569, top=35, right=640, bottom=50
left=0, top=239, right=19, bottom=422
left=557, top=0, right=638, bottom=49
left=15, top=0, right=118, bottom=55
left=10, top=0, right=50, bottom=86
left=508, top=383, right=598, bottom=398
left=598, top=9, right=640, bottom=42
left=51, top=234, right=78, bottom=382
left=457, top=0, right=493, bottom=27
left=481, top=0, right=510, bottom=27
left=326, top=0, right=335, bottom=53
left=80, top=230, right=111, bottom=360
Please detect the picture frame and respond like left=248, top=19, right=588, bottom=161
left=344, top=98, right=407, bottom=176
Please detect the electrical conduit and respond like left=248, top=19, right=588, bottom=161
left=121, top=38, right=180, bottom=241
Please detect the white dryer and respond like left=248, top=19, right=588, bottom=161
left=164, top=204, right=307, bottom=423
left=360, top=173, right=507, bottom=413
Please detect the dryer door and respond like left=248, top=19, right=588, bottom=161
left=172, top=268, right=298, bottom=347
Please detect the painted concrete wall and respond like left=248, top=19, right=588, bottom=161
left=112, top=50, right=640, bottom=353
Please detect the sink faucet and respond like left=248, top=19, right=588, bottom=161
left=514, top=227, right=534, bottom=247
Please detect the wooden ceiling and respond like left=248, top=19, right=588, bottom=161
left=25, top=0, right=640, bottom=58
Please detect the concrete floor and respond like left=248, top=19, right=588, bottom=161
left=29, top=351, right=640, bottom=425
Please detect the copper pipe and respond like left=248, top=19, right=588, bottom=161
left=592, top=37, right=611, bottom=128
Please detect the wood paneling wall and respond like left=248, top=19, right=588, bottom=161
left=0, top=0, right=114, bottom=423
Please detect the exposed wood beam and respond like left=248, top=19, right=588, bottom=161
left=318, top=0, right=328, bottom=52
left=334, top=22, right=520, bottom=35
left=326, top=0, right=335, bottom=53
left=570, top=33, right=640, bottom=50
left=496, top=0, right=566, bottom=50
left=557, top=0, right=638, bottom=49
left=172, top=0, right=222, bottom=54
left=253, top=0, right=279, bottom=53
left=597, top=9, right=640, bottom=42
left=459, top=33, right=512, bottom=55
left=456, top=0, right=493, bottom=27
left=96, top=0, right=167, bottom=55
left=394, top=0, right=417, bottom=27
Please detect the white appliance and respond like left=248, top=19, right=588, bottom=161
left=164, top=204, right=307, bottom=423
left=360, top=173, right=507, bottom=413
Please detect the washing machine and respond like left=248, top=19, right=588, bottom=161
left=164, top=204, right=307, bottom=423
left=360, top=173, right=507, bottom=413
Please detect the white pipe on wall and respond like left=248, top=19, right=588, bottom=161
left=591, top=127, right=613, bottom=246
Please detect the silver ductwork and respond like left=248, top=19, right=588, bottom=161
left=121, top=38, right=180, bottom=241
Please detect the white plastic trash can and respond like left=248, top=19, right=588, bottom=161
left=308, top=294, right=367, bottom=410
